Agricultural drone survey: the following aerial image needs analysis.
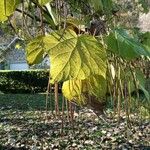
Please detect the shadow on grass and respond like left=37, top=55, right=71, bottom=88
left=0, top=94, right=63, bottom=111
left=0, top=145, right=27, bottom=150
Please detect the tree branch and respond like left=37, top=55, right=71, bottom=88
left=15, top=8, right=49, bottom=24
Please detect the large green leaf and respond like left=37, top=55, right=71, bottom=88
left=139, top=85, right=150, bottom=102
left=106, top=29, right=149, bottom=60
left=88, top=0, right=112, bottom=14
left=88, top=0, right=103, bottom=12
left=141, top=32, right=150, bottom=56
left=45, top=29, right=106, bottom=83
left=26, top=36, right=46, bottom=65
left=135, top=71, right=149, bottom=101
left=101, top=0, right=113, bottom=15
left=124, top=69, right=149, bottom=100
left=0, top=0, right=20, bottom=22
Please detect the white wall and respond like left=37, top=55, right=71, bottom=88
left=10, top=63, right=29, bottom=70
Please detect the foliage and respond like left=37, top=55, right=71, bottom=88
left=0, top=0, right=20, bottom=22
left=62, top=75, right=106, bottom=104
left=123, top=69, right=150, bottom=101
left=0, top=0, right=149, bottom=109
left=0, top=70, right=49, bottom=93
left=140, top=32, right=150, bottom=55
left=62, top=79, right=88, bottom=104
left=38, top=0, right=53, bottom=6
left=106, top=29, right=150, bottom=60
left=138, top=0, right=150, bottom=13
left=27, top=29, right=106, bottom=84
left=0, top=94, right=62, bottom=110
left=26, top=36, right=46, bottom=65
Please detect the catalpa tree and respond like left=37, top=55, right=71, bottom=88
left=0, top=0, right=149, bottom=113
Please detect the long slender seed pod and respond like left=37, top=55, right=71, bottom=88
left=61, top=96, right=65, bottom=136
left=54, top=82, right=60, bottom=118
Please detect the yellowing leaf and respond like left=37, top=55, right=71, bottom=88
left=45, top=29, right=106, bottom=83
left=62, top=79, right=88, bottom=104
left=26, top=36, right=45, bottom=65
left=38, top=0, right=53, bottom=5
left=62, top=75, right=107, bottom=104
left=15, top=44, right=21, bottom=49
left=88, top=75, right=107, bottom=98
left=0, top=0, right=20, bottom=22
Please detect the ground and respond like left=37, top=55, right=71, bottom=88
left=0, top=94, right=149, bottom=150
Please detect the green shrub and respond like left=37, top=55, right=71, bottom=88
left=0, top=70, right=50, bottom=93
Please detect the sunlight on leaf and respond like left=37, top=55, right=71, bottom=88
left=62, top=79, right=88, bottom=104
left=45, top=29, right=106, bottom=83
left=15, top=44, right=21, bottom=49
left=38, top=0, right=53, bottom=6
left=62, top=75, right=106, bottom=104
left=0, top=0, right=20, bottom=22
left=26, top=36, right=45, bottom=65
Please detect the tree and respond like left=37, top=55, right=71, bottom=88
left=0, top=0, right=149, bottom=115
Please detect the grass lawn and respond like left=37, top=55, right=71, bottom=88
left=0, top=94, right=149, bottom=149
left=0, top=94, right=63, bottom=110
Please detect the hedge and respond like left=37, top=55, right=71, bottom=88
left=0, top=70, right=58, bottom=93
